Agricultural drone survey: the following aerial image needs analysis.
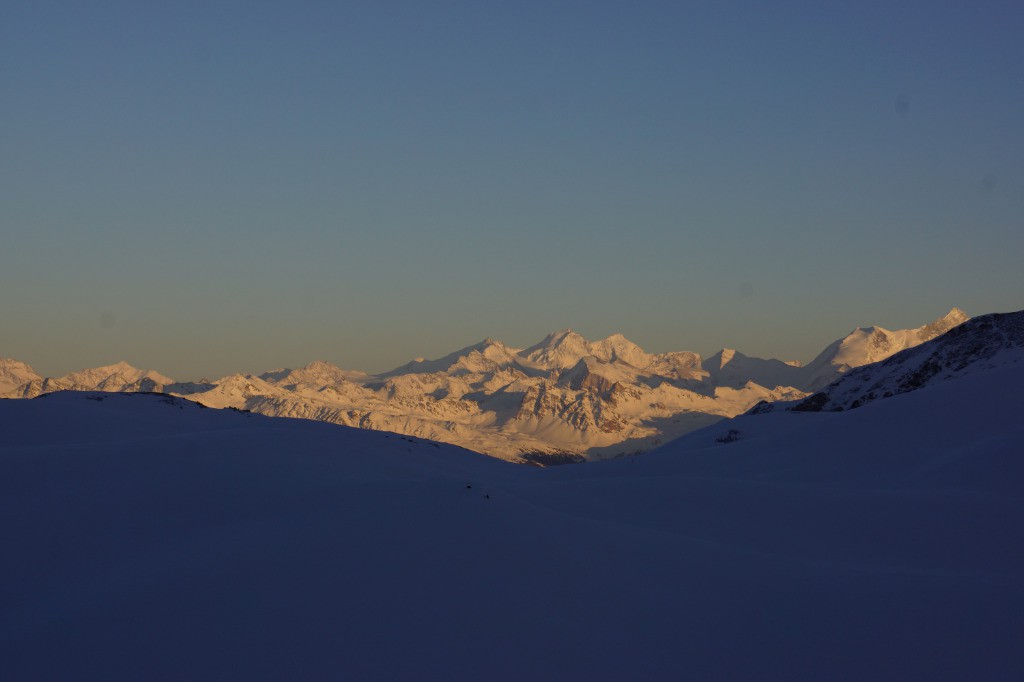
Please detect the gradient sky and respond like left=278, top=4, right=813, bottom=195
left=3, top=0, right=1023, bottom=379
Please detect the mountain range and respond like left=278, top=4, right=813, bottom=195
left=0, top=308, right=969, bottom=463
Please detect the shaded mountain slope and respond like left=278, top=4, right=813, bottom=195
left=2, top=376, right=1022, bottom=679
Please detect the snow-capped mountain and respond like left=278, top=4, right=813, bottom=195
left=174, top=336, right=803, bottom=463
left=518, top=329, right=596, bottom=369
left=782, top=310, right=1023, bottom=413
left=381, top=338, right=529, bottom=377
left=703, top=308, right=971, bottom=392
left=0, top=357, right=41, bottom=394
left=0, top=309, right=971, bottom=462
left=796, top=307, right=970, bottom=389
left=702, top=348, right=805, bottom=390
left=259, top=359, right=370, bottom=389
left=517, top=329, right=703, bottom=376
left=11, top=361, right=174, bottom=399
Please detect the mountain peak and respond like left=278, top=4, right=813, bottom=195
left=65, top=361, right=145, bottom=378
left=802, top=307, right=973, bottom=389
left=916, top=307, right=970, bottom=341
left=380, top=337, right=518, bottom=377
left=544, top=329, right=586, bottom=346
left=936, top=307, right=969, bottom=327
left=303, top=359, right=340, bottom=371
left=0, top=356, right=39, bottom=372
left=519, top=329, right=593, bottom=370
left=590, top=333, right=647, bottom=359
left=39, top=361, right=175, bottom=392
left=477, top=337, right=512, bottom=352
left=0, top=357, right=42, bottom=393
left=717, top=348, right=737, bottom=368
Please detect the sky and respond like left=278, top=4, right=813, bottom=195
left=2, top=0, right=1023, bottom=379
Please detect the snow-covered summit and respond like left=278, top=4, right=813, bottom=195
left=0, top=357, right=41, bottom=394
left=518, top=329, right=594, bottom=369
left=516, top=329, right=698, bottom=375
left=918, top=307, right=970, bottom=338
left=260, top=360, right=367, bottom=389
left=63, top=361, right=173, bottom=385
left=703, top=348, right=804, bottom=390
left=8, top=361, right=174, bottom=398
left=587, top=333, right=651, bottom=368
left=186, top=373, right=282, bottom=407
left=382, top=337, right=525, bottom=377
left=801, top=307, right=969, bottom=384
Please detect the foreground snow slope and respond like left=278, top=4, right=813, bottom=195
left=2, top=376, right=1022, bottom=680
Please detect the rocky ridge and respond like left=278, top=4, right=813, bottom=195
left=780, top=310, right=1023, bottom=413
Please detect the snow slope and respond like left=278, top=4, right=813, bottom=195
left=2, top=371, right=1022, bottom=680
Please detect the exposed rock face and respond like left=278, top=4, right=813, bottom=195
left=0, top=309, right=973, bottom=463
left=916, top=307, right=971, bottom=342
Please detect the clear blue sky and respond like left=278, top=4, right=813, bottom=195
left=3, top=1, right=1022, bottom=379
